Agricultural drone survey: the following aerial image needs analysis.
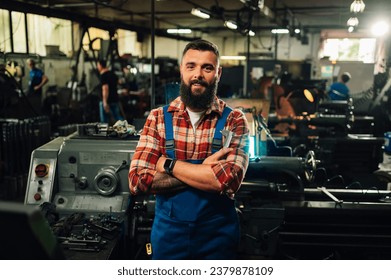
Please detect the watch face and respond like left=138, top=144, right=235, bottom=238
left=164, top=158, right=172, bottom=168
left=164, top=158, right=177, bottom=175
left=164, top=158, right=173, bottom=174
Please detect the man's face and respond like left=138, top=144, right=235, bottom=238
left=179, top=49, right=221, bottom=110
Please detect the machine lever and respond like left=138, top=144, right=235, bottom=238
left=114, top=160, right=128, bottom=173
left=317, top=186, right=343, bottom=205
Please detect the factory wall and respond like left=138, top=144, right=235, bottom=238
left=148, top=32, right=317, bottom=62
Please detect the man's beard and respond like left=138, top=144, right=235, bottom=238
left=180, top=78, right=218, bottom=110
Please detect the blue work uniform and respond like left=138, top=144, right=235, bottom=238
left=150, top=105, right=240, bottom=260
left=29, top=68, right=44, bottom=95
left=328, top=82, right=350, bottom=101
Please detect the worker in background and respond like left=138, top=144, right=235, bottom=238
left=26, top=58, right=48, bottom=114
left=328, top=72, right=352, bottom=101
left=272, top=64, right=283, bottom=85
left=97, top=59, right=124, bottom=124
left=129, top=39, right=250, bottom=259
left=27, top=58, right=49, bottom=96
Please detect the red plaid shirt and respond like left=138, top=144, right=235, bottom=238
left=129, top=96, right=250, bottom=196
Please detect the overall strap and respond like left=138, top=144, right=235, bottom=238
left=163, top=105, right=175, bottom=159
left=164, top=105, right=232, bottom=157
left=212, top=106, right=232, bottom=153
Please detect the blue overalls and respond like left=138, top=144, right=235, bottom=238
left=150, top=105, right=240, bottom=260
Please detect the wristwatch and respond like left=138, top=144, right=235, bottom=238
left=163, top=158, right=176, bottom=175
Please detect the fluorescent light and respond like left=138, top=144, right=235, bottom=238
left=191, top=8, right=210, bottom=19
left=248, top=30, right=255, bottom=36
left=221, top=55, right=246, bottom=60
left=271, top=28, right=289, bottom=34
left=167, top=29, right=192, bottom=34
left=224, top=20, right=238, bottom=30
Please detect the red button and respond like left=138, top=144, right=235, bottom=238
left=35, top=164, right=48, bottom=177
left=34, top=193, right=41, bottom=201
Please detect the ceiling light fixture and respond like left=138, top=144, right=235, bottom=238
left=350, top=0, right=365, bottom=13
left=225, top=20, right=238, bottom=30
left=271, top=28, right=289, bottom=34
left=191, top=8, right=210, bottom=19
left=221, top=55, right=246, bottom=60
left=347, top=17, right=359, bottom=27
left=167, top=29, right=192, bottom=34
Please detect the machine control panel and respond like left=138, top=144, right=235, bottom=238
left=26, top=158, right=56, bottom=204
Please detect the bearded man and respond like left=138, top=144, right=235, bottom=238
left=129, top=39, right=250, bottom=259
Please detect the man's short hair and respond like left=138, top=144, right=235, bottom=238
left=27, top=58, right=35, bottom=66
left=341, top=72, right=351, bottom=83
left=182, top=39, right=220, bottom=63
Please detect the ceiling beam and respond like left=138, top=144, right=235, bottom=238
left=0, top=0, right=199, bottom=41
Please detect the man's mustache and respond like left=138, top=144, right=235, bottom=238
left=190, top=79, right=208, bottom=87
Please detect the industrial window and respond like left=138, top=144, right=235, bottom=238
left=117, top=29, right=142, bottom=57
left=11, top=11, right=27, bottom=53
left=27, top=14, right=72, bottom=56
left=0, top=9, right=11, bottom=53
left=320, top=38, right=376, bottom=63
left=82, top=27, right=110, bottom=52
left=0, top=10, right=72, bottom=56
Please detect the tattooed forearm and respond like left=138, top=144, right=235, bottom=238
left=150, top=172, right=187, bottom=194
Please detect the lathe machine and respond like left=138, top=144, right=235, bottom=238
left=23, top=123, right=139, bottom=259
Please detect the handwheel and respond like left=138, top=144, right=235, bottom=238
left=304, top=150, right=317, bottom=182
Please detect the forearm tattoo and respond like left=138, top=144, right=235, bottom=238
left=150, top=172, right=187, bottom=194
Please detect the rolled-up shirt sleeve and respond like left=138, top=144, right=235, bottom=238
left=129, top=109, right=163, bottom=194
left=211, top=109, right=250, bottom=195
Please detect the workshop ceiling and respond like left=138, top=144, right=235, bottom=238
left=6, top=0, right=391, bottom=37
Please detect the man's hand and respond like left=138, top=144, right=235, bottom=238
left=103, top=103, right=110, bottom=113
left=156, top=156, right=167, bottom=173
left=202, top=147, right=233, bottom=165
left=157, top=147, right=232, bottom=173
